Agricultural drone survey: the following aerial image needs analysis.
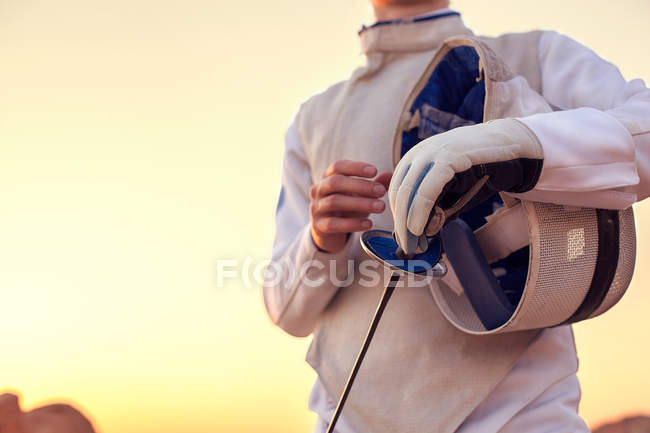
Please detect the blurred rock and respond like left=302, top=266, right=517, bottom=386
left=0, top=393, right=96, bottom=433
left=593, top=415, right=650, bottom=433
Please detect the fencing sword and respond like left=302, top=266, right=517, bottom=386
left=326, top=229, right=446, bottom=433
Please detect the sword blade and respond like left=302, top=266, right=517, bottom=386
left=326, top=271, right=401, bottom=433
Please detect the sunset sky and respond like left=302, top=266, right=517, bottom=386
left=0, top=0, right=649, bottom=432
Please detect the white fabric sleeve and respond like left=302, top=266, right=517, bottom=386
left=514, top=30, right=650, bottom=209
left=262, top=119, right=354, bottom=338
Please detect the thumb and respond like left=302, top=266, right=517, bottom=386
left=374, top=172, right=392, bottom=192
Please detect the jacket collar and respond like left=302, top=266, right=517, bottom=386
left=359, top=12, right=473, bottom=55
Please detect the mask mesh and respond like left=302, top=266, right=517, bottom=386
left=430, top=202, right=635, bottom=334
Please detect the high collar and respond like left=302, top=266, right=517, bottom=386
left=359, top=12, right=473, bottom=55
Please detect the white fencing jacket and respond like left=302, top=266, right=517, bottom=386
left=264, top=10, right=650, bottom=433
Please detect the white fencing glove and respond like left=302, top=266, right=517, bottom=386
left=388, top=118, right=544, bottom=254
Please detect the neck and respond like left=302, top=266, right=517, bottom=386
left=372, top=1, right=450, bottom=21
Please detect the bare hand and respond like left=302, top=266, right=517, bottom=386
left=310, top=160, right=392, bottom=253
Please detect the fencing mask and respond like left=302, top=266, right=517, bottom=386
left=391, top=36, right=637, bottom=334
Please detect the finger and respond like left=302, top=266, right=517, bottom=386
left=375, top=172, right=392, bottom=191
left=312, top=194, right=385, bottom=216
left=323, top=160, right=377, bottom=179
left=393, top=185, right=414, bottom=253
left=314, top=216, right=373, bottom=234
left=393, top=159, right=433, bottom=253
left=407, top=195, right=436, bottom=236
left=388, top=161, right=411, bottom=218
left=340, top=211, right=370, bottom=218
left=407, top=163, right=455, bottom=236
left=315, top=174, right=386, bottom=198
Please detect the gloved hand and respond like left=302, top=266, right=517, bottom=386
left=388, top=118, right=544, bottom=254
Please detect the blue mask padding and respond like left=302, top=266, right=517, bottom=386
left=490, top=247, right=529, bottom=307
left=441, top=219, right=515, bottom=330
left=457, top=194, right=526, bottom=307
left=399, top=45, right=527, bottom=314
left=366, top=235, right=442, bottom=274
left=401, top=46, right=485, bottom=157
left=458, top=193, right=504, bottom=231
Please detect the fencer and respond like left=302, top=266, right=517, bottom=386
left=263, top=1, right=650, bottom=432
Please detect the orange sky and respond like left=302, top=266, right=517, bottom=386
left=0, top=0, right=649, bottom=432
